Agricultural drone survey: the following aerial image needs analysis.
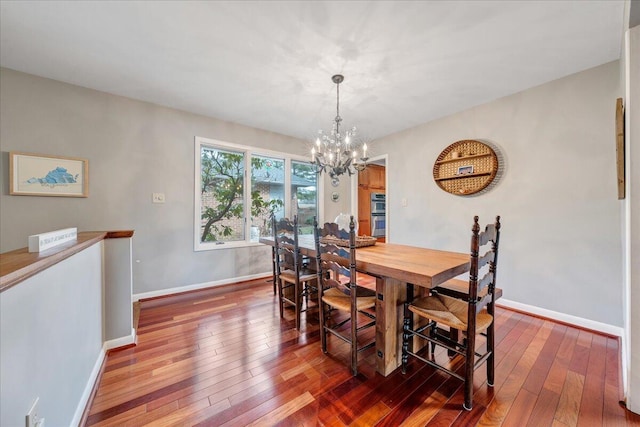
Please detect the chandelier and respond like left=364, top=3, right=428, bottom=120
left=311, top=74, right=368, bottom=183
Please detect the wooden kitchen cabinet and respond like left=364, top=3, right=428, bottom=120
left=358, top=219, right=371, bottom=237
left=357, top=188, right=371, bottom=236
left=368, top=164, right=385, bottom=189
left=358, top=164, right=385, bottom=190
left=358, top=168, right=369, bottom=188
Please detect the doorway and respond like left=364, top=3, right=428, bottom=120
left=353, top=156, right=387, bottom=242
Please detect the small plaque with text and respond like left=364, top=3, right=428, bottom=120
left=28, top=228, right=78, bottom=253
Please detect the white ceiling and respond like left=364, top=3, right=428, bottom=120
left=0, top=1, right=626, bottom=141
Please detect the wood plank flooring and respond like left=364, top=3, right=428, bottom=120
left=85, top=276, right=639, bottom=426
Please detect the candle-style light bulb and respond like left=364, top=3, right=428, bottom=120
left=311, top=147, right=316, bottom=162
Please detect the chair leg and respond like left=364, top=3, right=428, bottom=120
left=487, top=322, right=495, bottom=387
left=430, top=323, right=437, bottom=356
left=271, top=247, right=277, bottom=295
left=402, top=302, right=410, bottom=374
left=277, top=278, right=284, bottom=319
left=318, top=294, right=327, bottom=354
left=402, top=283, right=414, bottom=375
left=448, top=328, right=460, bottom=358
left=351, top=299, right=358, bottom=376
left=295, top=279, right=301, bottom=330
left=463, top=331, right=476, bottom=411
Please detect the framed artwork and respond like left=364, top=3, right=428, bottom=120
left=9, top=152, right=89, bottom=197
left=457, top=165, right=474, bottom=175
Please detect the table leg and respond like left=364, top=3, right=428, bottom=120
left=375, top=277, right=407, bottom=376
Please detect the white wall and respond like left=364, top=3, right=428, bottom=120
left=624, top=23, right=640, bottom=415
left=374, top=61, right=623, bottom=329
left=322, top=173, right=354, bottom=224
left=0, top=68, right=312, bottom=295
left=0, top=242, right=104, bottom=427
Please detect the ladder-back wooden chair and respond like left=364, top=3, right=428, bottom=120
left=272, top=215, right=317, bottom=330
left=313, top=216, right=376, bottom=376
left=402, top=215, right=501, bottom=410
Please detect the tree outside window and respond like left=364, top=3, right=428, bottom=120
left=196, top=137, right=318, bottom=249
left=200, top=146, right=245, bottom=242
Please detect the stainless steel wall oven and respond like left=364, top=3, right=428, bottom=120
left=371, top=193, right=386, bottom=237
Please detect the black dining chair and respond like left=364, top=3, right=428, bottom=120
left=313, top=215, right=376, bottom=376
left=401, top=215, right=501, bottom=410
left=272, top=215, right=318, bottom=330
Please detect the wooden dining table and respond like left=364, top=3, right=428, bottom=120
left=260, top=235, right=471, bottom=376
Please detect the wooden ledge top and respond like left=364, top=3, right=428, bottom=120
left=105, top=230, right=135, bottom=239
left=0, top=230, right=134, bottom=293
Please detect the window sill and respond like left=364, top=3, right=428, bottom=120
left=194, top=241, right=268, bottom=252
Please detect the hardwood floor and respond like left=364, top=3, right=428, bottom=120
left=85, top=276, right=639, bottom=426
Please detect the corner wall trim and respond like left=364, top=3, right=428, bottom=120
left=497, top=298, right=624, bottom=337
left=132, top=272, right=272, bottom=301
left=104, top=329, right=136, bottom=350
left=71, top=347, right=106, bottom=427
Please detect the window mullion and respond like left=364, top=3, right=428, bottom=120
left=245, top=150, right=251, bottom=243
left=284, top=158, right=292, bottom=219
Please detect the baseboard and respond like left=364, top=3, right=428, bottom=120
left=132, top=272, right=271, bottom=301
left=104, top=328, right=137, bottom=350
left=497, top=298, right=624, bottom=337
left=71, top=346, right=106, bottom=427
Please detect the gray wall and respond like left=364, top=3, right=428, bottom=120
left=0, top=68, right=312, bottom=294
left=104, top=237, right=133, bottom=342
left=374, top=61, right=623, bottom=328
left=0, top=62, right=625, bottom=328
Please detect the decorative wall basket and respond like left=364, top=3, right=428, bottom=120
left=433, top=140, right=499, bottom=196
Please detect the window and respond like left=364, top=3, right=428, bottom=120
left=291, top=160, right=317, bottom=235
left=195, top=136, right=319, bottom=250
left=251, top=155, right=285, bottom=240
left=199, top=145, right=246, bottom=243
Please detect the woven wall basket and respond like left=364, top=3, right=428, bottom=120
left=432, top=140, right=499, bottom=196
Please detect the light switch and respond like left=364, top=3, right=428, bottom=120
left=401, top=198, right=408, bottom=207
left=152, top=193, right=165, bottom=203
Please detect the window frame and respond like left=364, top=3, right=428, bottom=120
left=194, top=136, right=321, bottom=251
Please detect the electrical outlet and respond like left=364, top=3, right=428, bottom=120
left=26, top=397, right=39, bottom=427
left=152, top=193, right=165, bottom=204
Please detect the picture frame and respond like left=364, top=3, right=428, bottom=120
left=9, top=152, right=89, bottom=197
left=457, top=165, right=474, bottom=175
